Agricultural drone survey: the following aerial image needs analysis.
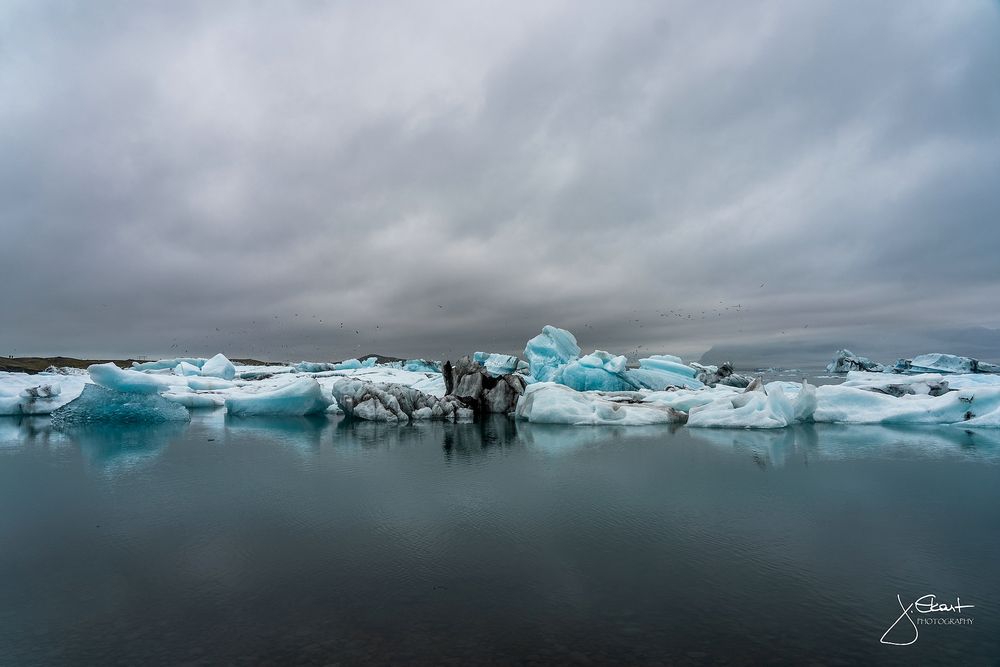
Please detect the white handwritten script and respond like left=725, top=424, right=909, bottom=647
left=880, top=594, right=975, bottom=646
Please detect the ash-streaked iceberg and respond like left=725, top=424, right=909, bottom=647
left=225, top=378, right=331, bottom=417
left=894, top=353, right=1000, bottom=375
left=826, top=349, right=885, bottom=373
left=331, top=379, right=472, bottom=422
left=51, top=384, right=190, bottom=425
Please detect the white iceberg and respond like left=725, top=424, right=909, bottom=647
left=162, top=391, right=226, bottom=409
left=200, top=353, right=236, bottom=380
left=186, top=377, right=234, bottom=391
left=514, top=382, right=685, bottom=426
left=173, top=361, right=202, bottom=376
left=895, top=353, right=1000, bottom=375
left=132, top=357, right=206, bottom=372
left=472, top=352, right=520, bottom=376
left=813, top=384, right=1000, bottom=425
left=687, top=380, right=817, bottom=429
left=225, top=378, right=331, bottom=416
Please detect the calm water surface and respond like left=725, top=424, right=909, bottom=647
left=1, top=412, right=998, bottom=665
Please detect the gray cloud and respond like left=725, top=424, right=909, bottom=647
left=1, top=0, right=999, bottom=363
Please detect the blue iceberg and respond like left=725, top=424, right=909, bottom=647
left=524, top=326, right=702, bottom=392
left=51, top=384, right=190, bottom=425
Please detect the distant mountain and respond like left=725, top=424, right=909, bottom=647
left=699, top=326, right=1000, bottom=370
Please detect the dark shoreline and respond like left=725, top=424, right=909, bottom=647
left=0, top=357, right=277, bottom=374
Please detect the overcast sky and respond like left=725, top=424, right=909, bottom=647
left=1, top=0, right=998, bottom=363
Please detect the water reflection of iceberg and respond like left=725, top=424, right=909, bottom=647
left=221, top=414, right=333, bottom=455
left=688, top=423, right=1000, bottom=464
left=517, top=421, right=678, bottom=457
left=685, top=425, right=813, bottom=468
left=0, top=415, right=71, bottom=449
left=59, top=422, right=188, bottom=474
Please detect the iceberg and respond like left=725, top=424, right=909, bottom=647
left=89, top=362, right=181, bottom=394
left=690, top=362, right=753, bottom=388
left=472, top=352, right=520, bottom=376
left=132, top=357, right=206, bottom=372
left=362, top=357, right=378, bottom=368
left=186, top=377, right=234, bottom=391
left=524, top=325, right=582, bottom=382
left=687, top=380, right=817, bottom=429
left=225, top=378, right=332, bottom=417
left=0, top=383, right=71, bottom=416
left=402, top=359, right=442, bottom=373
left=51, top=384, right=190, bottom=424
left=894, top=353, right=1000, bottom=375
left=524, top=326, right=703, bottom=392
left=813, top=384, right=1000, bottom=425
left=200, top=353, right=236, bottom=380
left=514, top=382, right=686, bottom=426
left=173, top=361, right=202, bottom=376
left=331, top=379, right=473, bottom=422
left=826, top=349, right=885, bottom=373
left=444, top=356, right=526, bottom=414
left=162, top=391, right=226, bottom=409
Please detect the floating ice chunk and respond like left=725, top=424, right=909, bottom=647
left=524, top=326, right=582, bottom=382
left=687, top=380, right=817, bottom=429
left=293, top=361, right=335, bottom=373
left=524, top=326, right=702, bottom=392
left=689, top=362, right=752, bottom=388
left=826, top=349, right=884, bottom=373
left=200, top=353, right=236, bottom=380
left=173, top=361, right=202, bottom=376
left=162, top=391, right=226, bottom=408
left=51, top=384, right=190, bottom=424
left=813, top=385, right=1000, bottom=425
left=639, top=355, right=695, bottom=377
left=642, top=386, right=742, bottom=412
left=132, top=357, right=206, bottom=372
left=896, top=353, right=1000, bottom=375
left=514, top=382, right=685, bottom=426
left=331, top=379, right=471, bottom=422
left=0, top=384, right=61, bottom=415
left=225, top=378, right=331, bottom=417
left=560, top=352, right=637, bottom=392
left=186, top=377, right=234, bottom=391
left=362, top=357, right=378, bottom=368
left=472, top=352, right=520, bottom=376
left=403, top=359, right=442, bottom=373
left=89, top=362, right=181, bottom=394
left=631, top=355, right=704, bottom=390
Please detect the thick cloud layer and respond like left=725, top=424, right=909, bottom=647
left=1, top=1, right=998, bottom=363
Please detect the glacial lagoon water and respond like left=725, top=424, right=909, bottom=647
left=2, top=412, right=999, bottom=665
